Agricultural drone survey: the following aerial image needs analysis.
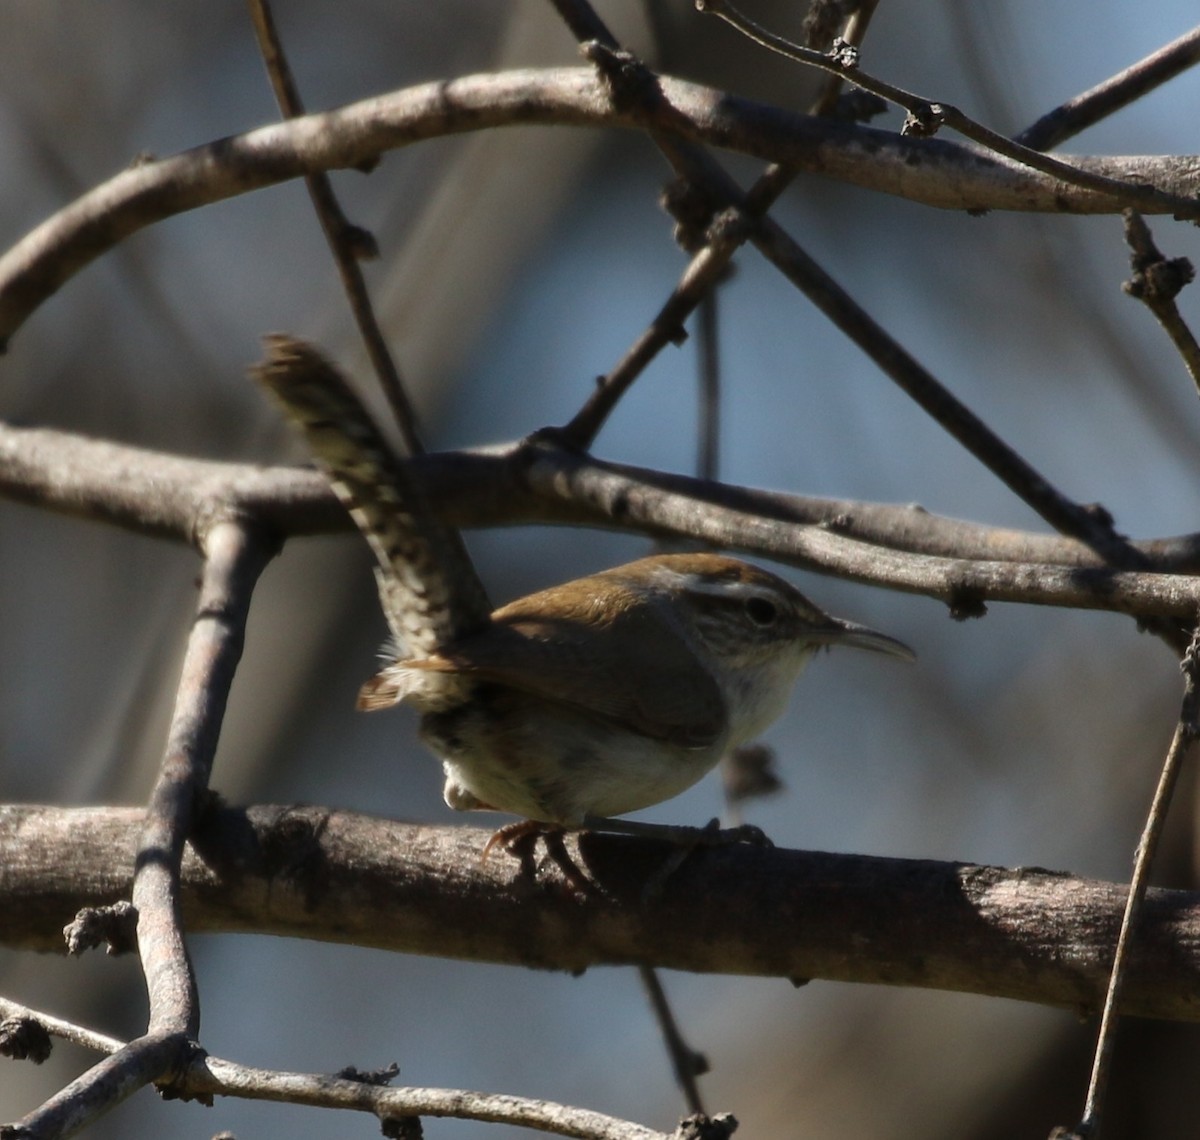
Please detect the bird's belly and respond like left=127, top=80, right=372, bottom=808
left=421, top=690, right=726, bottom=826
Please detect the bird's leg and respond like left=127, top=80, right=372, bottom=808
left=481, top=818, right=553, bottom=861
left=482, top=820, right=593, bottom=894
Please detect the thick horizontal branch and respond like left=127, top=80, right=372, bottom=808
left=1, top=67, right=1197, bottom=344
left=5, top=421, right=1200, bottom=620
left=4, top=803, right=1200, bottom=1022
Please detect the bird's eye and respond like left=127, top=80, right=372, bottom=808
left=744, top=596, right=778, bottom=626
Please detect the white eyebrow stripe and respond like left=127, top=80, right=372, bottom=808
left=648, top=565, right=768, bottom=600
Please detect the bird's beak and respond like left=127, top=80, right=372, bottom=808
left=812, top=619, right=916, bottom=662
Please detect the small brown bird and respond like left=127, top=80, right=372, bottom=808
left=254, top=336, right=913, bottom=837
left=360, top=551, right=913, bottom=828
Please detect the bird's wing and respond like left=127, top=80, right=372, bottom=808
left=405, top=580, right=727, bottom=749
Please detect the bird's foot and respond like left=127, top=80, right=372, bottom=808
left=482, top=820, right=592, bottom=895
left=481, top=818, right=554, bottom=861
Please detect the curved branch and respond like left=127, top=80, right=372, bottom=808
left=4, top=1031, right=190, bottom=1140
left=4, top=804, right=1200, bottom=1023
left=133, top=521, right=275, bottom=1039
left=1, top=67, right=1197, bottom=345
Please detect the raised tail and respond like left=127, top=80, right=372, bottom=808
left=251, top=334, right=492, bottom=659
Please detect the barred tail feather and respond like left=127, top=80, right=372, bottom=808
left=251, top=334, right=492, bottom=656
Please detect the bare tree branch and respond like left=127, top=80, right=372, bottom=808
left=0, top=999, right=672, bottom=1140
left=6, top=421, right=1200, bottom=619
left=188, top=1057, right=676, bottom=1140
left=3, top=1031, right=192, bottom=1140
left=0, top=1001, right=122, bottom=1058
left=133, top=521, right=275, bottom=1041
left=245, top=0, right=424, bottom=454
left=4, top=804, right=1200, bottom=1023
left=3, top=524, right=284, bottom=1139
left=696, top=0, right=1200, bottom=219
left=1071, top=622, right=1200, bottom=1136
left=1018, top=24, right=1200, bottom=150
left=1, top=68, right=1197, bottom=347
left=1122, top=209, right=1200, bottom=394
left=559, top=11, right=1195, bottom=448
left=549, top=0, right=843, bottom=443
left=638, top=967, right=708, bottom=1116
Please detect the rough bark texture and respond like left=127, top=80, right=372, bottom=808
left=4, top=803, right=1199, bottom=1021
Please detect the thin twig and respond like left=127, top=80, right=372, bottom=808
left=743, top=216, right=1148, bottom=571
left=133, top=520, right=275, bottom=1039
left=697, top=0, right=1200, bottom=220
left=245, top=0, right=424, bottom=454
left=544, top=1, right=1186, bottom=655
left=695, top=291, right=720, bottom=482
left=1121, top=209, right=1200, bottom=396
left=559, top=220, right=748, bottom=447
left=0, top=998, right=124, bottom=1056
left=695, top=1, right=880, bottom=484
left=0, top=998, right=671, bottom=1140
left=556, top=0, right=877, bottom=449
left=1018, top=24, right=1200, bottom=151
left=191, top=1057, right=675, bottom=1140
left=1070, top=620, right=1200, bottom=1138
left=638, top=967, right=708, bottom=1115
left=547, top=0, right=617, bottom=46
left=810, top=0, right=882, bottom=117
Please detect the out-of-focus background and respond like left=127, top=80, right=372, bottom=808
left=4, top=2, right=1200, bottom=1137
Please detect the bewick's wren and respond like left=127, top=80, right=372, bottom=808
left=254, top=337, right=914, bottom=838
